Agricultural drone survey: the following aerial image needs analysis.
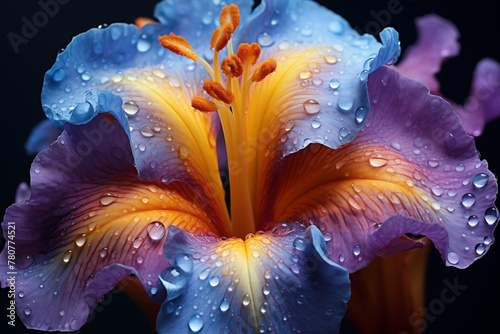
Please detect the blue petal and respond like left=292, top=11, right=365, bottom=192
left=157, top=223, right=350, bottom=333
left=25, top=119, right=63, bottom=155
left=154, top=0, right=254, bottom=53
left=237, top=0, right=401, bottom=155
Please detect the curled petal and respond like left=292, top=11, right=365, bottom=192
left=396, top=14, right=460, bottom=93
left=453, top=58, right=500, bottom=136
left=259, top=67, right=498, bottom=272
left=0, top=115, right=220, bottom=331
left=156, top=223, right=350, bottom=334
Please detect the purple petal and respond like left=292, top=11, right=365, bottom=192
left=15, top=182, right=31, bottom=203
left=258, top=66, right=497, bottom=273
left=0, top=115, right=220, bottom=331
left=453, top=58, right=500, bottom=136
left=396, top=14, right=460, bottom=93
left=156, top=223, right=350, bottom=333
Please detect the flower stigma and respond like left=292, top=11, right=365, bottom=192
left=158, top=4, right=277, bottom=238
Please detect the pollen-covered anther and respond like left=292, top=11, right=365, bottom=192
left=250, top=58, right=277, bottom=82
left=220, top=4, right=240, bottom=32
left=236, top=43, right=261, bottom=66
left=221, top=54, right=243, bottom=77
left=191, top=96, right=218, bottom=112
left=158, top=33, right=198, bottom=61
left=210, top=23, right=234, bottom=52
left=203, top=79, right=235, bottom=104
left=134, top=17, right=157, bottom=28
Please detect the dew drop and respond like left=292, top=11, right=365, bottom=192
left=220, top=299, right=229, bottom=312
left=263, top=284, right=271, bottom=296
left=293, top=238, right=306, bottom=251
left=485, top=207, right=499, bottom=225
left=100, top=195, right=116, bottom=206
left=18, top=291, right=25, bottom=298
left=198, top=268, right=210, bottom=280
left=242, top=293, right=251, bottom=306
left=75, top=234, right=87, bottom=247
left=299, top=70, right=313, bottom=79
left=178, top=146, right=189, bottom=160
left=339, top=253, right=346, bottom=262
left=390, top=141, right=401, bottom=151
left=369, top=153, right=388, bottom=167
left=468, top=215, right=479, bottom=227
left=473, top=173, right=488, bottom=188
left=147, top=221, right=166, bottom=240
left=123, top=101, right=140, bottom=116
left=355, top=107, right=367, bottom=123
left=461, top=193, right=476, bottom=208
left=99, top=248, right=108, bottom=258
left=353, top=245, right=361, bottom=256
left=484, top=235, right=493, bottom=245
left=24, top=307, right=32, bottom=316
left=137, top=38, right=151, bottom=52
left=297, top=294, right=306, bottom=304
left=428, top=158, right=439, bottom=168
left=63, top=250, right=72, bottom=263
left=209, top=276, right=220, bottom=287
left=257, top=32, right=274, bottom=47
left=324, top=55, right=338, bottom=64
left=140, top=126, right=155, bottom=138
left=303, top=99, right=320, bottom=114
left=337, top=96, right=353, bottom=111
left=188, top=314, right=204, bottom=332
left=475, top=243, right=486, bottom=255
left=329, top=79, right=340, bottom=90
left=447, top=252, right=459, bottom=264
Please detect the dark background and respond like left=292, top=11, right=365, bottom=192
left=1, top=0, right=499, bottom=333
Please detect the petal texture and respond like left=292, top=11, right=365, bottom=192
left=0, top=115, right=220, bottom=331
left=259, top=66, right=498, bottom=272
left=237, top=0, right=400, bottom=208
left=42, top=23, right=229, bottom=230
left=156, top=223, right=350, bottom=334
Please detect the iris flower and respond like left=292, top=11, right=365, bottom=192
left=0, top=1, right=498, bottom=333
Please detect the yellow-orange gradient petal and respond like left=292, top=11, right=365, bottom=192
left=100, top=65, right=230, bottom=233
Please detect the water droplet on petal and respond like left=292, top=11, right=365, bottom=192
left=299, top=70, right=313, bottom=79
left=147, top=221, right=165, bottom=240
left=123, top=101, right=140, bottom=116
left=337, top=96, right=353, bottom=111
left=473, top=173, right=489, bottom=188
left=140, top=126, right=155, bottom=138
left=220, top=299, right=229, bottom=312
left=324, top=55, right=338, bottom=64
left=338, top=253, right=345, bottom=262
left=329, top=79, right=340, bottom=90
left=75, top=234, right=87, bottom=247
left=53, top=68, right=66, bottom=82
left=188, top=314, right=204, bottom=332
left=447, top=252, right=459, bottom=264
left=198, top=268, right=210, bottom=280
left=100, top=195, right=116, bottom=206
left=369, top=154, right=388, bottom=167
left=475, top=243, right=486, bottom=255
left=242, top=293, right=251, bottom=306
left=468, top=215, right=479, bottom=227
left=257, top=32, right=274, bottom=47
left=353, top=245, right=361, bottom=256
left=303, top=99, right=320, bottom=114
left=24, top=307, right=32, bottom=316
left=178, top=146, right=189, bottom=159
left=209, top=276, right=220, bottom=287
left=485, top=207, right=499, bottom=225
left=355, top=107, right=367, bottom=123
left=428, top=158, right=439, bottom=168
left=293, top=238, right=306, bottom=251
left=461, top=193, right=476, bottom=208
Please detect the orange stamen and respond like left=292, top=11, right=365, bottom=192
left=203, top=79, right=235, bottom=104
left=250, top=58, right=277, bottom=82
left=220, top=4, right=240, bottom=33
left=221, top=54, right=244, bottom=77
left=134, top=17, right=157, bottom=29
left=236, top=43, right=261, bottom=66
left=210, top=23, right=234, bottom=52
left=158, top=33, right=198, bottom=61
left=191, top=96, right=218, bottom=112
